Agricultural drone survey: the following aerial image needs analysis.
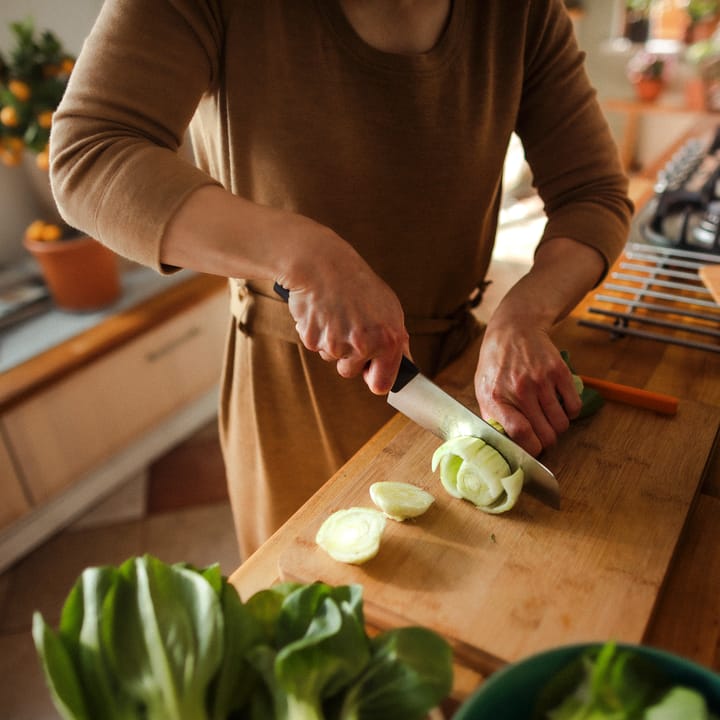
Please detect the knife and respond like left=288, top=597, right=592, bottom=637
left=388, top=356, right=560, bottom=510
left=272, top=282, right=560, bottom=509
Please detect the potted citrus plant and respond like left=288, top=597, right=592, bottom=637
left=22, top=219, right=121, bottom=311
left=0, top=18, right=74, bottom=171
left=2, top=19, right=121, bottom=311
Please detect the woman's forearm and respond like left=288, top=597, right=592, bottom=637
left=490, top=236, right=605, bottom=331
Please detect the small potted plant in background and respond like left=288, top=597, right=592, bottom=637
left=22, top=218, right=121, bottom=311
left=2, top=19, right=121, bottom=312
left=624, top=0, right=652, bottom=44
left=626, top=50, right=667, bottom=102
left=687, top=0, right=720, bottom=42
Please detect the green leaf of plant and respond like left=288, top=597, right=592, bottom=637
left=207, top=580, right=264, bottom=720
left=101, top=555, right=223, bottom=719
left=32, top=612, right=90, bottom=720
left=274, top=590, right=370, bottom=708
left=338, top=626, right=453, bottom=720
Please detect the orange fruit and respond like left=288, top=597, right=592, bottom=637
left=4, top=136, right=24, bottom=153
left=0, top=106, right=20, bottom=127
left=35, top=150, right=50, bottom=171
left=37, top=110, right=54, bottom=129
left=0, top=148, right=22, bottom=167
left=8, top=79, right=31, bottom=102
left=61, top=58, right=75, bottom=74
left=24, top=220, right=47, bottom=242
left=40, top=223, right=63, bottom=242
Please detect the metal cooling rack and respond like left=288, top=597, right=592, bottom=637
left=579, top=242, right=720, bottom=353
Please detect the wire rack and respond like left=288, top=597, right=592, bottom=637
left=578, top=242, right=720, bottom=353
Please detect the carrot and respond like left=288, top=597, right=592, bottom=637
left=578, top=375, right=679, bottom=416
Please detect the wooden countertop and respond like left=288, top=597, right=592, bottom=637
left=0, top=272, right=227, bottom=412
left=228, top=119, right=720, bottom=708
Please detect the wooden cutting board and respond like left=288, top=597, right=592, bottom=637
left=278, top=393, right=720, bottom=674
left=699, top=263, right=720, bottom=305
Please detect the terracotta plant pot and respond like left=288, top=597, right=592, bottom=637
left=632, top=77, right=664, bottom=103
left=23, top=234, right=121, bottom=311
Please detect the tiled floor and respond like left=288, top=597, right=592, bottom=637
left=0, top=421, right=239, bottom=720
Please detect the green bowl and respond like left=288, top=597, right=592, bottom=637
left=454, top=643, right=720, bottom=719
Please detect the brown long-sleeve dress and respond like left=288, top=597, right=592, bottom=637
left=50, top=0, right=633, bottom=559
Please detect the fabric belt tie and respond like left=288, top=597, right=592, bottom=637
left=228, top=277, right=486, bottom=343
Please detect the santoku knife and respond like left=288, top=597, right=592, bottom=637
left=388, top=356, right=561, bottom=510
left=272, top=282, right=560, bottom=509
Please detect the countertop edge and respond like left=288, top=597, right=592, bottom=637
left=0, top=273, right=228, bottom=412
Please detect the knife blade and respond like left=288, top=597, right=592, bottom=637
left=271, top=282, right=560, bottom=508
left=388, top=356, right=561, bottom=509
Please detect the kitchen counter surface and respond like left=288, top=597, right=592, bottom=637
left=0, top=268, right=227, bottom=411
left=228, top=120, right=720, bottom=707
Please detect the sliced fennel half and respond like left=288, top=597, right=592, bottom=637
left=431, top=436, right=524, bottom=514
left=369, top=481, right=435, bottom=521
left=315, top=507, right=386, bottom=564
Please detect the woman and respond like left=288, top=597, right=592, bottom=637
left=50, top=0, right=632, bottom=558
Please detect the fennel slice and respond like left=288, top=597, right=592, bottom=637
left=478, top=467, right=524, bottom=514
left=369, top=481, right=435, bottom=521
left=315, top=507, right=386, bottom=564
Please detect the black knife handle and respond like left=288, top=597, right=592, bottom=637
left=391, top=355, right=419, bottom=393
left=273, top=281, right=290, bottom=302
left=273, top=281, right=418, bottom=393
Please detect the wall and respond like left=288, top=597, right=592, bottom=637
left=0, top=0, right=103, bottom=267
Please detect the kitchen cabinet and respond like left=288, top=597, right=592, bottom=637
left=0, top=273, right=228, bottom=572
left=3, top=289, right=227, bottom=503
left=0, top=430, right=30, bottom=528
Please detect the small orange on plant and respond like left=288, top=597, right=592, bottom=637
left=8, top=79, right=31, bottom=102
left=24, top=220, right=47, bottom=242
left=35, top=148, right=50, bottom=171
left=37, top=110, right=54, bottom=129
left=0, top=105, right=20, bottom=127
left=40, top=223, right=62, bottom=242
left=24, top=220, right=63, bottom=243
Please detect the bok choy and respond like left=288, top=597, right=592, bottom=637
left=33, top=555, right=453, bottom=720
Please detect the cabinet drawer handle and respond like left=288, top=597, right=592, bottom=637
left=145, top=326, right=201, bottom=362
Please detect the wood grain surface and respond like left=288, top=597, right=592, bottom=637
left=699, top=264, right=720, bottom=305
left=278, top=395, right=719, bottom=675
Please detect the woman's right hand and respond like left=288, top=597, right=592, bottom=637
left=275, top=215, right=410, bottom=396
left=160, top=185, right=409, bottom=394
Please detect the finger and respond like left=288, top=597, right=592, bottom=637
left=363, top=350, right=403, bottom=395
left=557, top=376, right=582, bottom=419
left=493, top=408, right=544, bottom=457
left=537, top=385, right=571, bottom=435
left=336, top=354, right=369, bottom=379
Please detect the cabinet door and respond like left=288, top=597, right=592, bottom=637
left=3, top=291, right=228, bottom=503
left=0, top=426, right=31, bottom=528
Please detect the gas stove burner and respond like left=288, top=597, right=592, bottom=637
left=638, top=197, right=720, bottom=254
left=637, top=125, right=720, bottom=256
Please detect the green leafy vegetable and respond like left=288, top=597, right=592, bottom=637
left=33, top=555, right=453, bottom=719
left=533, top=641, right=718, bottom=720
left=560, top=350, right=604, bottom=419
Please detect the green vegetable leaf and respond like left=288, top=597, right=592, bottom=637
left=274, top=586, right=370, bottom=710
left=207, top=579, right=263, bottom=720
left=644, top=686, right=711, bottom=719
left=101, top=555, right=224, bottom=719
left=32, top=612, right=91, bottom=720
left=337, top=626, right=454, bottom=720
